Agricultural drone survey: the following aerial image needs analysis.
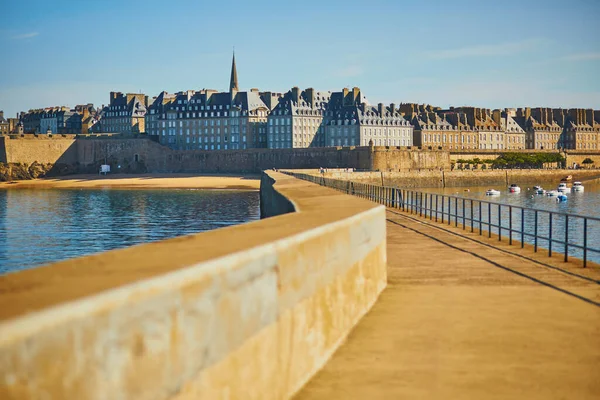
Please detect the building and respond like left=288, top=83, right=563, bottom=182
left=516, top=108, right=562, bottom=150
left=492, top=109, right=526, bottom=150
left=21, top=109, right=44, bottom=133
left=0, top=111, right=8, bottom=135
left=327, top=92, right=413, bottom=148
left=76, top=104, right=100, bottom=134
left=267, top=87, right=331, bottom=148
left=561, top=108, right=599, bottom=150
left=39, top=107, right=82, bottom=134
left=100, top=92, right=148, bottom=134
left=149, top=53, right=275, bottom=150
left=268, top=87, right=413, bottom=149
left=402, top=104, right=454, bottom=148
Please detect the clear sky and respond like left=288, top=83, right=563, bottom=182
left=1, top=0, right=599, bottom=117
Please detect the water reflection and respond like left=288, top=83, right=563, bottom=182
left=0, top=189, right=260, bottom=274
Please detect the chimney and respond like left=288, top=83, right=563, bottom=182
left=291, top=86, right=300, bottom=103
left=586, top=109, right=594, bottom=126
left=0, top=111, right=3, bottom=120
left=360, top=102, right=367, bottom=113
left=390, top=103, right=396, bottom=114
left=492, top=109, right=501, bottom=125
left=305, top=88, right=315, bottom=107
left=352, top=87, right=360, bottom=103
left=378, top=103, right=385, bottom=116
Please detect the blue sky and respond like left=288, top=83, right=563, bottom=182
left=1, top=0, right=599, bottom=117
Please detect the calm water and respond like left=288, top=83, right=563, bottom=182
left=0, top=189, right=260, bottom=274
left=418, top=180, right=600, bottom=263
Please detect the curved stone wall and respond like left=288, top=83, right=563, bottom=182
left=0, top=171, right=387, bottom=399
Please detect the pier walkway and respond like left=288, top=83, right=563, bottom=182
left=295, top=208, right=600, bottom=399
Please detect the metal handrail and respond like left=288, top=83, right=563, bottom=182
left=283, top=171, right=600, bottom=267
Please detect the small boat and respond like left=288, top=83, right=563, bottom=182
left=508, top=184, right=521, bottom=193
left=561, top=175, right=573, bottom=182
left=485, top=189, right=501, bottom=196
left=557, top=183, right=571, bottom=193
left=572, top=181, right=585, bottom=192
left=533, top=185, right=545, bottom=194
left=546, top=190, right=559, bottom=197
left=557, top=194, right=568, bottom=202
left=533, top=185, right=542, bottom=191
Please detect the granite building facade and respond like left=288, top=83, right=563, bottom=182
left=100, top=92, right=148, bottom=134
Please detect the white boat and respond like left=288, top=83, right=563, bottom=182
left=572, top=181, right=585, bottom=192
left=557, top=183, right=571, bottom=193
left=533, top=185, right=542, bottom=191
left=485, top=189, right=501, bottom=196
left=546, top=190, right=559, bottom=197
left=508, top=184, right=521, bottom=193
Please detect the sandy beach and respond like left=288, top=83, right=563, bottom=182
left=0, top=173, right=261, bottom=190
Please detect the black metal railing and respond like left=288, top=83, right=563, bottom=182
left=284, top=171, right=600, bottom=267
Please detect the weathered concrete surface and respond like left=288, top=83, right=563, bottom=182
left=0, top=172, right=387, bottom=400
left=295, top=209, right=600, bottom=400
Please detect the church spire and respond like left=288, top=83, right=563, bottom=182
left=229, top=50, right=239, bottom=93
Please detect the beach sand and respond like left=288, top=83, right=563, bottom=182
left=0, top=173, right=260, bottom=190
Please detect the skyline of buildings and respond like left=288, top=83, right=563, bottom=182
left=2, top=54, right=599, bottom=152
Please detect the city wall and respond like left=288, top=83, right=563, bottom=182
left=0, top=171, right=387, bottom=399
left=1, top=135, right=599, bottom=178
left=293, top=168, right=600, bottom=188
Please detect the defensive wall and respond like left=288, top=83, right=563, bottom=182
left=291, top=168, right=600, bottom=188
left=1, top=134, right=599, bottom=177
left=0, top=171, right=387, bottom=399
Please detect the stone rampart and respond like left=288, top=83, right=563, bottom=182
left=0, top=171, right=387, bottom=399
left=294, top=168, right=600, bottom=188
left=0, top=134, right=77, bottom=165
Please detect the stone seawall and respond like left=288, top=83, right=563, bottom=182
left=0, top=172, right=387, bottom=399
left=294, top=169, right=600, bottom=188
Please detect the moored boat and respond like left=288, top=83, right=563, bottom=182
left=572, top=181, right=585, bottom=192
left=546, top=190, right=559, bottom=197
left=508, top=184, right=521, bottom=193
left=485, top=189, right=501, bottom=196
left=557, top=194, right=568, bottom=202
left=557, top=182, right=571, bottom=193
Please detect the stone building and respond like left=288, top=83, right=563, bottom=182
left=335, top=97, right=413, bottom=148
left=40, top=107, right=82, bottom=134
left=268, top=87, right=413, bottom=149
left=402, top=104, right=454, bottom=148
left=21, top=109, right=44, bottom=133
left=76, top=104, right=100, bottom=134
left=0, top=111, right=8, bottom=135
left=514, top=108, right=561, bottom=150
left=492, top=109, right=526, bottom=150
left=148, top=54, right=277, bottom=150
left=267, top=87, right=331, bottom=149
left=562, top=108, right=599, bottom=150
left=100, top=92, right=148, bottom=134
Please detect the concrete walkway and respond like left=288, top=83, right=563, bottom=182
left=294, top=209, right=600, bottom=399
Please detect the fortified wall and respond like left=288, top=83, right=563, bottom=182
left=0, top=172, right=387, bottom=399
left=293, top=168, right=600, bottom=188
left=1, top=135, right=599, bottom=177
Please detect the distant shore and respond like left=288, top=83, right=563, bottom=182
left=0, top=173, right=261, bottom=190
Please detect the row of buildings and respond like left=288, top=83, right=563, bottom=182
left=4, top=54, right=600, bottom=152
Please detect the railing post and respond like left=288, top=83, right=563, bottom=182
left=448, top=197, right=451, bottom=226
left=534, top=210, right=538, bottom=252
left=479, top=201, right=482, bottom=235
left=521, top=208, right=525, bottom=248
left=564, top=215, right=569, bottom=262
left=509, top=205, right=513, bottom=245
left=435, top=195, right=439, bottom=222
left=549, top=212, right=553, bottom=257
left=441, top=194, right=444, bottom=223
left=462, top=198, right=466, bottom=230
left=583, top=218, right=587, bottom=268
left=488, top=202, right=492, bottom=238
left=498, top=204, right=502, bottom=241
left=470, top=199, right=474, bottom=233
left=455, top=197, right=458, bottom=227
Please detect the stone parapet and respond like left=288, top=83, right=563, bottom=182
left=0, top=171, right=387, bottom=399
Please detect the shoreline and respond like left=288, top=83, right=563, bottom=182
left=0, top=173, right=261, bottom=190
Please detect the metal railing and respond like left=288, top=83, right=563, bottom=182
left=284, top=172, right=600, bottom=267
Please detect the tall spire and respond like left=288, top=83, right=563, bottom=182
left=229, top=50, right=239, bottom=93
